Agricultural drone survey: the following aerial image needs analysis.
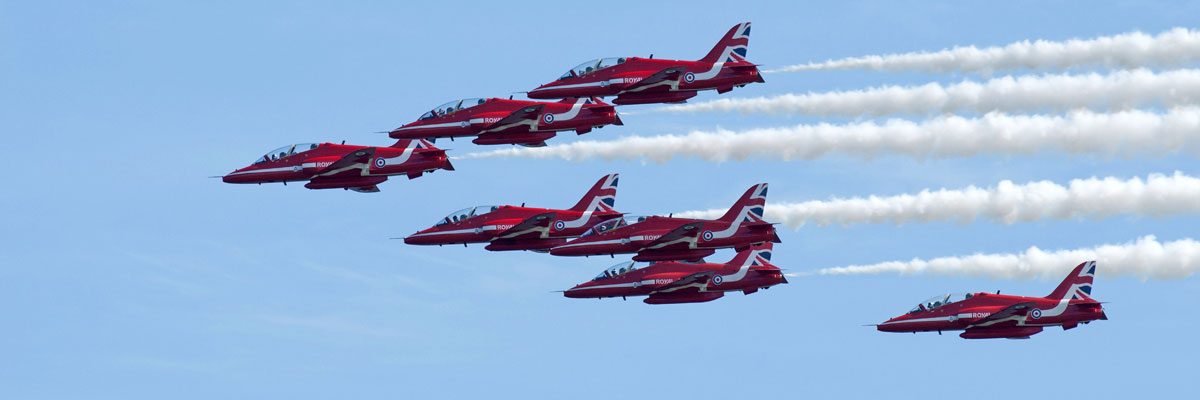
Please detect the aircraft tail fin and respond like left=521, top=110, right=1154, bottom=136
left=717, top=183, right=768, bottom=224
left=415, top=138, right=440, bottom=151
left=700, top=22, right=752, bottom=63
left=389, top=138, right=440, bottom=150
left=569, top=173, right=619, bottom=213
left=1046, top=261, right=1097, bottom=301
left=583, top=96, right=615, bottom=112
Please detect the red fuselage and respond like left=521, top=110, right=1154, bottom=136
left=564, top=246, right=786, bottom=304
left=878, top=292, right=1108, bottom=339
left=528, top=57, right=763, bottom=105
left=404, top=206, right=622, bottom=252
left=548, top=216, right=779, bottom=261
left=389, top=97, right=621, bottom=146
left=222, top=141, right=452, bottom=191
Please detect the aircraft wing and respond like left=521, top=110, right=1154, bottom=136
left=624, top=66, right=687, bottom=91
left=650, top=270, right=715, bottom=294
left=315, top=147, right=376, bottom=178
left=644, top=222, right=704, bottom=250
left=494, top=212, right=556, bottom=240
left=968, top=302, right=1037, bottom=327
left=482, top=105, right=545, bottom=131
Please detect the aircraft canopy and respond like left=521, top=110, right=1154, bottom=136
left=580, top=215, right=648, bottom=238
left=592, top=260, right=645, bottom=280
left=420, top=98, right=488, bottom=120
left=559, top=57, right=627, bottom=79
left=255, top=143, right=319, bottom=164
left=909, top=293, right=973, bottom=313
left=436, top=205, right=499, bottom=226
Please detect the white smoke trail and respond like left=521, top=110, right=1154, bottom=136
left=660, top=69, right=1200, bottom=117
left=674, top=172, right=1200, bottom=228
left=769, top=28, right=1200, bottom=74
left=461, top=108, right=1200, bottom=162
left=812, top=236, right=1200, bottom=281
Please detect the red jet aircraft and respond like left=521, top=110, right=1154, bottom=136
left=564, top=243, right=786, bottom=305
left=388, top=97, right=622, bottom=147
left=403, top=174, right=622, bottom=251
left=548, top=183, right=779, bottom=262
left=526, top=22, right=763, bottom=105
left=877, top=261, right=1108, bottom=339
left=221, top=139, right=452, bottom=193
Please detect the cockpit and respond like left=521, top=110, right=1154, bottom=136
left=419, top=98, right=488, bottom=120
left=435, top=205, right=500, bottom=226
left=558, top=57, right=627, bottom=80
left=592, top=260, right=645, bottom=280
left=908, top=293, right=973, bottom=314
left=580, top=215, right=648, bottom=237
left=253, top=143, right=319, bottom=164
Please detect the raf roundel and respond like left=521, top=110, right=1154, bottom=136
left=702, top=230, right=714, bottom=241
left=683, top=72, right=696, bottom=83
left=553, top=220, right=566, bottom=231
left=542, top=113, right=555, bottom=124
left=374, top=157, right=387, bottom=168
left=711, top=275, right=724, bottom=285
left=1030, top=308, right=1043, bottom=319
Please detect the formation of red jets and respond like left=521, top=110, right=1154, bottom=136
left=219, top=22, right=1107, bottom=339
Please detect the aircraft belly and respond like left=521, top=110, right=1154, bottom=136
left=485, top=238, right=569, bottom=252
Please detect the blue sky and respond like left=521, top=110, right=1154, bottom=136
left=2, top=1, right=1197, bottom=398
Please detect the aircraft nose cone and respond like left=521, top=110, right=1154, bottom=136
left=876, top=318, right=903, bottom=332
left=403, top=232, right=433, bottom=245
left=221, top=174, right=244, bottom=184
left=527, top=86, right=552, bottom=99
